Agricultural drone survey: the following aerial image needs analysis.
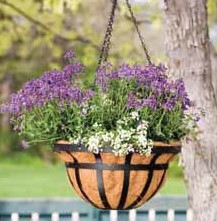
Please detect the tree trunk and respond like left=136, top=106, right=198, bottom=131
left=210, top=44, right=217, bottom=99
left=163, top=0, right=217, bottom=220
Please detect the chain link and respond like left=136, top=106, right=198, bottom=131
left=97, top=0, right=152, bottom=68
left=125, top=0, right=152, bottom=64
left=98, top=0, right=118, bottom=68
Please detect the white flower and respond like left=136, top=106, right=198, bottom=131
left=127, top=144, right=134, bottom=152
left=118, top=129, right=132, bottom=140
left=102, top=94, right=107, bottom=101
left=69, top=137, right=74, bottom=143
left=148, top=139, right=154, bottom=147
left=81, top=107, right=88, bottom=115
left=117, top=119, right=124, bottom=125
left=74, top=138, right=80, bottom=145
left=137, top=124, right=143, bottom=131
left=93, top=122, right=98, bottom=128
left=87, top=136, right=100, bottom=153
left=113, top=136, right=121, bottom=145
left=109, top=132, right=114, bottom=139
left=137, top=134, right=148, bottom=146
left=102, top=133, right=111, bottom=142
left=147, top=145, right=152, bottom=154
left=131, top=111, right=139, bottom=120
left=137, top=120, right=149, bottom=131
left=130, top=128, right=136, bottom=133
left=93, top=122, right=102, bottom=128
left=142, top=145, right=152, bottom=155
left=123, top=117, right=130, bottom=124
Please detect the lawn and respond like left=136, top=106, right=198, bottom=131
left=0, top=154, right=186, bottom=198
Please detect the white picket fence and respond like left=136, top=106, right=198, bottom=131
left=10, top=208, right=193, bottom=221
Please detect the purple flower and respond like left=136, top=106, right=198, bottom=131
left=114, top=64, right=191, bottom=111
left=64, top=62, right=84, bottom=75
left=172, top=79, right=192, bottom=110
left=95, top=66, right=109, bottom=92
left=142, top=97, right=158, bottom=109
left=162, top=97, right=177, bottom=111
left=117, top=64, right=135, bottom=78
left=106, top=70, right=119, bottom=79
left=0, top=62, right=92, bottom=115
left=127, top=93, right=158, bottom=110
left=84, top=89, right=94, bottom=100
left=0, top=57, right=192, bottom=117
left=63, top=50, right=76, bottom=59
left=21, top=140, right=29, bottom=149
left=127, top=93, right=142, bottom=108
left=57, top=87, right=94, bottom=105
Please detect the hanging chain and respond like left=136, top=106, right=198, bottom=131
left=125, top=0, right=152, bottom=64
left=97, top=0, right=152, bottom=68
left=98, top=0, right=118, bottom=68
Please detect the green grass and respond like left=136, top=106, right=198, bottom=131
left=160, top=177, right=186, bottom=195
left=0, top=154, right=186, bottom=198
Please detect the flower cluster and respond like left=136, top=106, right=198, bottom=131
left=63, top=49, right=76, bottom=60
left=0, top=56, right=92, bottom=115
left=79, top=113, right=153, bottom=156
left=0, top=49, right=196, bottom=155
left=96, top=63, right=191, bottom=111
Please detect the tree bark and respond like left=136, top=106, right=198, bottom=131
left=210, top=44, right=217, bottom=99
left=163, top=0, right=217, bottom=220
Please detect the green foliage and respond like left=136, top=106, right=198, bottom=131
left=2, top=54, right=197, bottom=156
left=208, top=0, right=217, bottom=25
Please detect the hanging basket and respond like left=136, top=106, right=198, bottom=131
left=54, top=141, right=181, bottom=210
left=53, top=0, right=181, bottom=211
